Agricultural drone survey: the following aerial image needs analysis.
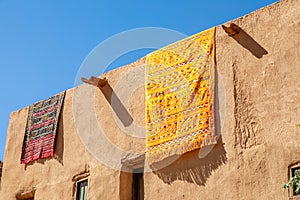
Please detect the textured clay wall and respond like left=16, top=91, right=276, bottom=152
left=1, top=0, right=300, bottom=199
left=0, top=59, right=146, bottom=200
left=144, top=0, right=300, bottom=199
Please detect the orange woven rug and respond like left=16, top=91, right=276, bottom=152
left=146, top=27, right=217, bottom=164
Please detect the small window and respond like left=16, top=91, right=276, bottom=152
left=132, top=168, right=144, bottom=200
left=288, top=162, right=300, bottom=198
left=291, top=167, right=300, bottom=196
left=76, top=179, right=88, bottom=200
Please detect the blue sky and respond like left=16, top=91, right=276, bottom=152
left=0, top=0, right=278, bottom=160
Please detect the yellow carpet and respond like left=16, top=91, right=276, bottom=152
left=146, top=27, right=217, bottom=164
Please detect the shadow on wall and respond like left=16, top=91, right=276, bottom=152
left=24, top=106, right=65, bottom=170
left=55, top=107, right=65, bottom=164
left=151, top=137, right=227, bottom=186
left=100, top=82, right=133, bottom=127
left=232, top=27, right=268, bottom=59
left=222, top=23, right=268, bottom=59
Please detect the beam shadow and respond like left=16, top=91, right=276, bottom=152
left=222, top=23, right=268, bottom=58
left=232, top=27, right=268, bottom=58
left=100, top=82, right=133, bottom=127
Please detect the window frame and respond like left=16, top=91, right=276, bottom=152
left=76, top=178, right=88, bottom=200
left=288, top=162, right=300, bottom=199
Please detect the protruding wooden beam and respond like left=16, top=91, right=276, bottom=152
left=222, top=23, right=240, bottom=37
left=81, top=76, right=107, bottom=88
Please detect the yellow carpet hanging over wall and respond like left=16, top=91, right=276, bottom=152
left=146, top=27, right=217, bottom=164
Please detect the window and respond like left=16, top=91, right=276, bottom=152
left=291, top=166, right=300, bottom=196
left=76, top=179, right=88, bottom=200
left=288, top=162, right=300, bottom=199
left=132, top=168, right=144, bottom=200
left=72, top=169, right=90, bottom=199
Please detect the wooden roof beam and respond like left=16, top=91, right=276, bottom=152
left=81, top=76, right=107, bottom=88
left=222, top=23, right=240, bottom=37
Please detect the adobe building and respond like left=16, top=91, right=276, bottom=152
left=1, top=0, right=300, bottom=199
